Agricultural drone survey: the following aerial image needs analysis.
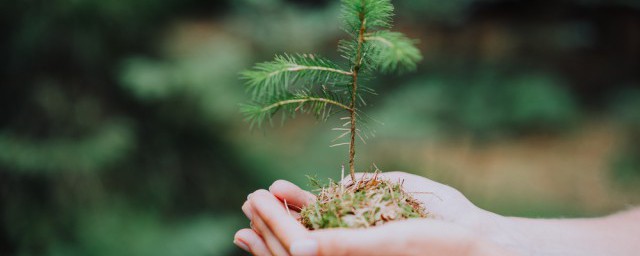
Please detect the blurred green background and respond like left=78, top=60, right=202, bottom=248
left=2, top=0, right=640, bottom=255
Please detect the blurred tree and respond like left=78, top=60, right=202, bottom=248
left=0, top=0, right=256, bottom=255
left=609, top=87, right=640, bottom=186
left=374, top=69, right=580, bottom=140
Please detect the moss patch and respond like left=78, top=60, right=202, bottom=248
left=300, top=173, right=428, bottom=229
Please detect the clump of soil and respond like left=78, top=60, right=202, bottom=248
left=300, top=173, right=428, bottom=229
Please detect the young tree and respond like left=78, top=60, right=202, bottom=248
left=241, top=0, right=422, bottom=182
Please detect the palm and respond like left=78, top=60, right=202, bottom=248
left=374, top=172, right=479, bottom=225
left=277, top=171, right=482, bottom=229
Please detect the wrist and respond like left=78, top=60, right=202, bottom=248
left=467, top=209, right=522, bottom=255
left=456, top=209, right=520, bottom=256
left=468, top=238, right=517, bottom=256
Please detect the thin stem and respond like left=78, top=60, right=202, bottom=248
left=260, top=97, right=351, bottom=113
left=349, top=1, right=367, bottom=181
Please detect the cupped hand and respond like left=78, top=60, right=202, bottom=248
left=233, top=172, right=512, bottom=256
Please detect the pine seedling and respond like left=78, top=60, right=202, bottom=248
left=241, top=0, right=426, bottom=228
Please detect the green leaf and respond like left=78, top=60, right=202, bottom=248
left=341, top=0, right=394, bottom=34
left=241, top=89, right=351, bottom=129
left=241, top=54, right=352, bottom=102
left=366, top=30, right=422, bottom=73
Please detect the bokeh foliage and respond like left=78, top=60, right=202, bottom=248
left=1, top=0, right=639, bottom=255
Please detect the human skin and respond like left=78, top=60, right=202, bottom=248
left=233, top=172, right=640, bottom=256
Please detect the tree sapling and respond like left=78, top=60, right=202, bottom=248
left=241, top=0, right=426, bottom=229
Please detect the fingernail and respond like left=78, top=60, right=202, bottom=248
left=247, top=193, right=253, bottom=200
left=290, top=239, right=318, bottom=256
left=234, top=239, right=250, bottom=252
left=242, top=206, right=253, bottom=220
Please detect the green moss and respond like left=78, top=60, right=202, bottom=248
left=300, top=175, right=428, bottom=229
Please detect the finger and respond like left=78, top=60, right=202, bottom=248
left=245, top=194, right=301, bottom=229
left=250, top=190, right=308, bottom=250
left=249, top=202, right=291, bottom=256
left=291, top=222, right=413, bottom=256
left=242, top=201, right=263, bottom=235
left=244, top=192, right=291, bottom=255
left=242, top=201, right=253, bottom=221
left=234, top=228, right=272, bottom=256
left=293, top=219, right=495, bottom=256
left=269, top=180, right=316, bottom=211
left=292, top=228, right=370, bottom=256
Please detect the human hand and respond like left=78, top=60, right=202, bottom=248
left=234, top=172, right=512, bottom=256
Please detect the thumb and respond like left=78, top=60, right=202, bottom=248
left=289, top=222, right=415, bottom=256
